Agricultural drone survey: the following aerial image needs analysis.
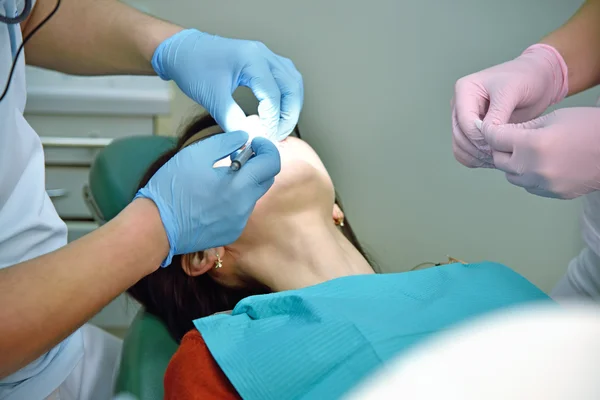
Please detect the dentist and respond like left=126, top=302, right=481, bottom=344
left=0, top=0, right=302, bottom=399
left=452, top=0, right=600, bottom=302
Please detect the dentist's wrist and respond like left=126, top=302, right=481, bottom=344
left=122, top=198, right=171, bottom=273
left=139, top=22, right=184, bottom=76
left=521, top=44, right=569, bottom=105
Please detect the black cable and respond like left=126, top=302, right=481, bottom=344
left=0, top=0, right=32, bottom=24
left=0, top=0, right=61, bottom=103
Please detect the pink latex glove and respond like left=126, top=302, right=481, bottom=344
left=452, top=44, right=568, bottom=168
left=482, top=107, right=600, bottom=199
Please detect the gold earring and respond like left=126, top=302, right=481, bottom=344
left=335, top=217, right=344, bottom=227
left=214, top=251, right=223, bottom=269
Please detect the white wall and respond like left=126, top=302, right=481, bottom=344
left=137, top=0, right=599, bottom=292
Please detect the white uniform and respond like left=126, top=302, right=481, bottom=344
left=0, top=1, right=121, bottom=399
left=551, top=132, right=600, bottom=300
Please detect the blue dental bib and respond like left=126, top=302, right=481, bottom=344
left=194, top=262, right=551, bottom=400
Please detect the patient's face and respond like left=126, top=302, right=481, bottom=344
left=215, top=136, right=336, bottom=225
left=184, top=131, right=341, bottom=288
left=256, top=136, right=335, bottom=222
left=212, top=115, right=334, bottom=220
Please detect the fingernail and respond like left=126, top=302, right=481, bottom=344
left=474, top=119, right=483, bottom=131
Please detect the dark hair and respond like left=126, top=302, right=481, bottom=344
left=128, top=114, right=371, bottom=342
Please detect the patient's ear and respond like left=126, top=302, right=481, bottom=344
left=182, top=247, right=225, bottom=277
left=333, top=204, right=345, bottom=226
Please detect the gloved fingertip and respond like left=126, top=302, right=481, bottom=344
left=160, top=252, right=175, bottom=268
left=251, top=137, right=280, bottom=163
left=261, top=116, right=280, bottom=140
left=276, top=120, right=295, bottom=140
left=251, top=135, right=276, bottom=149
left=227, top=129, right=250, bottom=144
left=257, top=98, right=281, bottom=137
left=240, top=139, right=281, bottom=183
left=480, top=118, right=505, bottom=138
left=226, top=131, right=250, bottom=156
left=484, top=96, right=517, bottom=127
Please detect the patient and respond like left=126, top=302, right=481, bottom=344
left=128, top=114, right=550, bottom=400
left=128, top=113, right=374, bottom=339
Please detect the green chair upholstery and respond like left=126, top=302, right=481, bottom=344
left=84, top=135, right=178, bottom=400
left=113, top=310, right=179, bottom=399
left=85, top=135, right=176, bottom=224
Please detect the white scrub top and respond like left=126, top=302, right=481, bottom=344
left=567, top=192, right=600, bottom=297
left=583, top=193, right=600, bottom=254
left=0, top=1, right=83, bottom=399
left=552, top=95, right=600, bottom=301
left=579, top=97, right=600, bottom=275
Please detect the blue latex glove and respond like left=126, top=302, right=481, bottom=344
left=152, top=29, right=304, bottom=142
left=135, top=131, right=281, bottom=267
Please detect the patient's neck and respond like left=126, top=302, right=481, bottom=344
left=233, top=214, right=375, bottom=292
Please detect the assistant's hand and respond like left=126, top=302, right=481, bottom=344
left=452, top=44, right=568, bottom=168
left=135, top=131, right=281, bottom=267
left=152, top=29, right=303, bottom=142
left=482, top=107, right=600, bottom=199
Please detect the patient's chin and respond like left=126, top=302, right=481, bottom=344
left=254, top=160, right=334, bottom=218
left=288, top=157, right=334, bottom=194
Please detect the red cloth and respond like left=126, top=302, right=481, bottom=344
left=164, top=330, right=241, bottom=400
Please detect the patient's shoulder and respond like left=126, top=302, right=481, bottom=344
left=164, top=329, right=240, bottom=400
left=181, top=329, right=204, bottom=345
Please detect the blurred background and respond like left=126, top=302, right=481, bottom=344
left=28, top=0, right=599, bottom=335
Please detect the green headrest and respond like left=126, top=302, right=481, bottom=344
left=88, top=135, right=176, bottom=222
left=114, top=310, right=180, bottom=399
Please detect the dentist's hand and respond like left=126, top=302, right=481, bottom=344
left=452, top=44, right=568, bottom=168
left=482, top=107, right=600, bottom=199
left=152, top=29, right=304, bottom=141
left=135, top=131, right=281, bottom=267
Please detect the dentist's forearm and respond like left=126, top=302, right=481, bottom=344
left=540, top=0, right=600, bottom=96
left=22, top=0, right=182, bottom=75
left=0, top=199, right=168, bottom=379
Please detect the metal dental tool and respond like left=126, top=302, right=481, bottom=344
left=230, top=145, right=254, bottom=171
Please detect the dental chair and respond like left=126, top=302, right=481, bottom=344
left=83, top=135, right=179, bottom=400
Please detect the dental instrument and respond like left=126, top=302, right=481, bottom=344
left=230, top=145, right=254, bottom=171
